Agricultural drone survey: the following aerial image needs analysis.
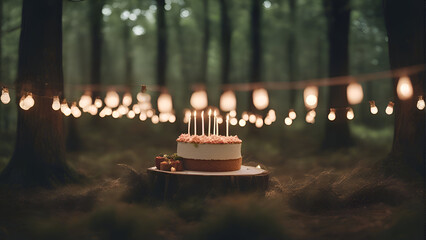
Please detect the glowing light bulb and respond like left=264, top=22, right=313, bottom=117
left=190, top=90, right=208, bottom=110
left=239, top=119, right=246, bottom=127
left=159, top=112, right=170, bottom=122
left=1, top=88, right=10, bottom=104
left=60, top=100, right=71, bottom=116
left=252, top=88, right=269, bottom=110
left=370, top=101, right=378, bottom=114
left=157, top=92, right=173, bottom=113
left=88, top=105, right=98, bottom=116
left=249, top=114, right=256, bottom=123
left=230, top=117, right=238, bottom=126
left=122, top=92, right=132, bottom=106
left=308, top=109, right=316, bottom=118
left=147, top=109, right=154, bottom=118
left=417, top=96, right=425, bottom=110
left=220, top=90, right=237, bottom=112
left=304, top=86, right=318, bottom=109
left=151, top=115, right=159, bottom=124
left=102, top=107, right=112, bottom=116
left=346, top=107, right=354, bottom=120
left=255, top=117, right=264, bottom=128
left=396, top=76, right=413, bottom=100
left=385, top=102, right=394, bottom=115
left=169, top=114, right=176, bottom=123
left=229, top=110, right=237, bottom=118
left=132, top=104, right=141, bottom=114
left=284, top=117, right=292, bottom=126
left=347, top=82, right=364, bottom=105
left=127, top=110, right=135, bottom=119
left=71, top=102, right=82, bottom=118
left=139, top=112, right=147, bottom=121
left=52, top=96, right=61, bottom=111
left=94, top=97, right=103, bottom=108
left=105, top=91, right=120, bottom=108
left=118, top=105, right=129, bottom=115
left=79, top=92, right=92, bottom=108
left=264, top=117, right=272, bottom=126
left=305, top=112, right=315, bottom=124
left=112, top=111, right=120, bottom=118
left=242, top=112, right=249, bottom=121
left=217, top=116, right=223, bottom=124
left=267, top=109, right=276, bottom=122
left=20, top=93, right=35, bottom=110
left=328, top=108, right=336, bottom=121
left=137, top=92, right=151, bottom=103
left=288, top=109, right=296, bottom=120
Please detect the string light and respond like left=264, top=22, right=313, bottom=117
left=288, top=109, right=296, bottom=120
left=346, top=107, right=354, bottom=120
left=328, top=108, right=336, bottom=121
left=396, top=76, right=413, bottom=100
left=230, top=117, right=238, bottom=126
left=94, top=97, right=103, bottom=108
left=347, top=82, right=364, bottom=105
left=139, top=112, right=147, bottom=121
left=137, top=92, right=151, bottom=103
left=229, top=110, right=237, bottom=118
left=370, top=101, right=378, bottom=114
left=19, top=93, right=35, bottom=110
left=132, top=104, right=141, bottom=114
left=1, top=88, right=10, bottom=104
left=249, top=114, right=256, bottom=123
left=305, top=111, right=315, bottom=124
left=190, top=90, right=208, bottom=110
left=87, top=105, right=98, bottom=116
left=151, top=115, right=159, bottom=124
left=117, top=105, right=129, bottom=115
left=60, top=100, right=71, bottom=116
left=157, top=92, right=173, bottom=113
left=71, top=102, right=82, bottom=118
left=242, top=112, right=249, bottom=121
left=169, top=114, right=176, bottom=123
left=122, top=92, right=132, bottom=107
left=159, top=112, right=170, bottom=122
left=220, top=90, right=237, bottom=112
left=264, top=117, right=272, bottom=125
left=417, top=96, right=425, bottom=110
left=253, top=88, right=269, bottom=110
left=112, top=110, right=120, bottom=118
left=217, top=116, right=223, bottom=124
left=267, top=109, right=276, bottom=122
left=255, top=117, right=264, bottom=128
left=52, top=96, right=60, bottom=111
left=385, top=101, right=394, bottom=115
left=239, top=119, right=246, bottom=127
left=284, top=117, right=292, bottom=126
left=100, top=107, right=112, bottom=116
left=304, top=86, right=318, bottom=109
left=146, top=109, right=154, bottom=118
left=105, top=91, right=120, bottom=108
left=79, top=91, right=92, bottom=109
left=127, top=110, right=135, bottom=119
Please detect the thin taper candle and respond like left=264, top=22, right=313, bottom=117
left=216, top=116, right=219, bottom=136
left=226, top=114, right=229, bottom=137
left=201, top=110, right=205, bottom=135
left=194, top=110, right=197, bottom=135
left=208, top=109, right=211, bottom=136
left=213, top=110, right=217, bottom=135
left=188, top=113, right=191, bottom=135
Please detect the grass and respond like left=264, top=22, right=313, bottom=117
left=0, top=117, right=423, bottom=239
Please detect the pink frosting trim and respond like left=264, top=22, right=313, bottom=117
left=176, top=134, right=242, bottom=144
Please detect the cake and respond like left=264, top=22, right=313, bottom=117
left=176, top=134, right=242, bottom=172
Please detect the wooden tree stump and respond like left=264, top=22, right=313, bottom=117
left=147, top=165, right=269, bottom=200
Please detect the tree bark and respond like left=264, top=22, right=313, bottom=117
left=89, top=0, right=104, bottom=98
left=200, top=0, right=210, bottom=85
left=383, top=0, right=425, bottom=177
left=288, top=0, right=298, bottom=107
left=219, top=0, right=231, bottom=85
left=249, top=0, right=263, bottom=112
left=156, top=0, right=167, bottom=88
left=0, top=0, right=77, bottom=187
left=322, top=0, right=353, bottom=149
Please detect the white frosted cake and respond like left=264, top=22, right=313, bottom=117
left=176, top=134, right=242, bottom=171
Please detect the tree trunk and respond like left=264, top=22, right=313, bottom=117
left=288, top=0, right=298, bottom=107
left=249, top=0, right=262, bottom=112
left=89, top=0, right=104, bottom=98
left=156, top=0, right=167, bottom=88
left=322, top=0, right=353, bottom=149
left=0, top=0, right=77, bottom=187
left=219, top=0, right=231, bottom=85
left=383, top=0, right=425, bottom=177
left=200, top=0, right=210, bottom=85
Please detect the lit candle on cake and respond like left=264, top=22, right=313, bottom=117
left=194, top=110, right=197, bottom=135
left=188, top=112, right=191, bottom=135
left=201, top=110, right=205, bottom=135
left=226, top=114, right=229, bottom=137
left=216, top=115, right=219, bottom=136
left=213, top=110, right=217, bottom=135
left=208, top=109, right=211, bottom=136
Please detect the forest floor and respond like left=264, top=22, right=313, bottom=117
left=0, top=118, right=423, bottom=240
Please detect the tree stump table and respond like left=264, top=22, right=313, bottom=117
left=147, top=165, right=270, bottom=200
